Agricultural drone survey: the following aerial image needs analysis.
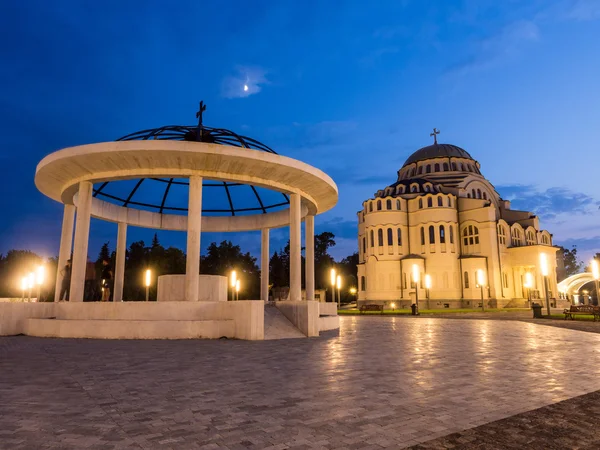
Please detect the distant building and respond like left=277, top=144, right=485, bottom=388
left=357, top=138, right=561, bottom=309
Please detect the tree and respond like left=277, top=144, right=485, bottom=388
left=558, top=246, right=583, bottom=280
left=269, top=251, right=288, bottom=287
left=314, top=232, right=336, bottom=289
left=201, top=241, right=260, bottom=299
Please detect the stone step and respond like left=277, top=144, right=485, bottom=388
left=25, top=318, right=234, bottom=340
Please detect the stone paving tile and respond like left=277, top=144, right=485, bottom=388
left=2, top=317, right=600, bottom=449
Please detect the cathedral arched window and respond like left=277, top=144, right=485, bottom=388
left=419, top=198, right=423, bottom=209
left=460, top=163, right=464, bottom=171
left=386, top=199, right=392, bottom=210
left=483, top=192, right=487, bottom=200
left=369, top=202, right=373, bottom=212
left=378, top=229, right=383, bottom=246
left=377, top=200, right=382, bottom=211
left=452, top=162, right=457, bottom=171
left=362, top=237, right=366, bottom=254
left=498, top=225, right=507, bottom=245
left=526, top=230, right=536, bottom=245
left=541, top=234, right=550, bottom=245
left=387, top=228, right=393, bottom=246
left=471, top=188, right=476, bottom=198
left=447, top=197, right=451, bottom=207
left=411, top=185, right=418, bottom=193
left=434, top=163, right=440, bottom=172
left=396, top=200, right=401, bottom=210
left=464, top=272, right=470, bottom=289
left=477, top=189, right=482, bottom=199
left=443, top=162, right=449, bottom=171
left=462, top=225, right=480, bottom=252
left=511, top=228, right=523, bottom=247
left=440, top=225, right=446, bottom=243
left=449, top=225, right=454, bottom=244
left=418, top=166, right=423, bottom=175
left=361, top=276, right=366, bottom=291
left=420, top=227, right=425, bottom=246
left=427, top=197, right=433, bottom=207
left=437, top=197, right=443, bottom=207
left=426, top=165, right=431, bottom=174
left=397, top=228, right=402, bottom=246
left=467, top=193, right=471, bottom=198
left=370, top=230, right=374, bottom=247
left=429, top=225, right=435, bottom=244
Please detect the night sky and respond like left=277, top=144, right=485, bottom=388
left=1, top=1, right=599, bottom=263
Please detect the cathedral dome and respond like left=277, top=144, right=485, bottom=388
left=403, top=143, right=473, bottom=167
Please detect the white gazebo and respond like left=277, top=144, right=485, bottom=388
left=13, top=102, right=340, bottom=340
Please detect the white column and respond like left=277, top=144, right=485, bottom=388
left=113, top=222, right=127, bottom=302
left=261, top=228, right=270, bottom=301
left=289, top=193, right=302, bottom=302
left=305, top=214, right=315, bottom=301
left=185, top=175, right=203, bottom=302
left=69, top=181, right=93, bottom=302
left=54, top=204, right=76, bottom=301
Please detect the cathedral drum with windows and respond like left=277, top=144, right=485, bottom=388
left=357, top=137, right=562, bottom=309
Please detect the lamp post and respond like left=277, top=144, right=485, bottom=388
left=524, top=272, right=533, bottom=307
left=336, top=275, right=342, bottom=308
left=230, top=270, right=237, bottom=301
left=35, top=265, right=45, bottom=302
left=330, top=268, right=336, bottom=303
left=235, top=279, right=240, bottom=301
left=476, top=269, right=486, bottom=312
left=412, top=264, right=420, bottom=315
left=27, top=272, right=34, bottom=302
left=591, top=259, right=600, bottom=306
left=145, top=269, right=151, bottom=302
left=424, top=274, right=431, bottom=301
left=540, top=253, right=551, bottom=316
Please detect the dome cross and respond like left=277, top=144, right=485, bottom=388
left=430, top=128, right=440, bottom=144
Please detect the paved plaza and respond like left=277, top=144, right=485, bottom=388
left=2, top=317, right=600, bottom=449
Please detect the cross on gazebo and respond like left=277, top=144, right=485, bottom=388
left=430, top=128, right=440, bottom=144
left=196, top=101, right=207, bottom=126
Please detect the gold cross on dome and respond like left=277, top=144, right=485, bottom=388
left=430, top=128, right=440, bottom=144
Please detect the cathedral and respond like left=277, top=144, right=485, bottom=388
left=357, top=131, right=560, bottom=309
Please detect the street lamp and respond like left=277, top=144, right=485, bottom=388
left=330, top=268, right=336, bottom=303
left=424, top=274, right=431, bottom=300
left=27, top=272, right=34, bottom=302
left=336, top=275, right=342, bottom=308
left=591, top=259, right=599, bottom=306
left=476, top=269, right=486, bottom=312
left=524, top=272, right=533, bottom=307
left=235, top=279, right=240, bottom=301
left=412, top=264, right=420, bottom=315
left=349, top=287, right=357, bottom=295
left=35, top=265, right=45, bottom=302
left=540, top=253, right=551, bottom=316
left=230, top=270, right=237, bottom=301
left=144, top=269, right=151, bottom=302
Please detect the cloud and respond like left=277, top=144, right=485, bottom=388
left=497, top=184, right=600, bottom=220
left=564, top=0, right=600, bottom=20
left=221, top=65, right=269, bottom=99
left=446, top=20, right=539, bottom=76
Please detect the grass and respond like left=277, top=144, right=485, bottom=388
left=548, top=314, right=599, bottom=322
left=338, top=308, right=530, bottom=316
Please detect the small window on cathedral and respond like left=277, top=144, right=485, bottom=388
left=452, top=162, right=457, bottom=171
left=377, top=200, right=382, bottom=211
left=411, top=185, right=418, bottom=193
left=397, top=228, right=402, bottom=246
left=472, top=189, right=476, bottom=198
left=483, top=192, right=487, bottom=200
left=362, top=237, right=366, bottom=254
left=378, top=229, right=383, bottom=246
left=361, top=276, right=366, bottom=291
left=420, top=227, right=425, bottom=246
left=419, top=198, right=423, bottom=209
left=447, top=197, right=451, bottom=207
left=370, top=230, right=374, bottom=247
left=443, top=162, right=449, bottom=171
left=429, top=225, right=435, bottom=244
left=449, top=226, right=454, bottom=244
left=396, top=200, right=401, bottom=210
left=426, top=165, right=431, bottom=174
left=369, top=202, right=373, bottom=212
left=427, top=197, right=433, bottom=207
left=440, top=225, right=446, bottom=243
left=386, top=199, right=392, bottom=210
left=464, top=272, right=470, bottom=289
left=434, top=163, right=440, bottom=172
left=438, top=197, right=443, bottom=207
left=418, top=166, right=423, bottom=175
left=387, top=228, right=393, bottom=246
left=477, top=189, right=482, bottom=199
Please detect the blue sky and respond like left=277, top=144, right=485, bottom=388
left=0, top=0, right=599, bottom=264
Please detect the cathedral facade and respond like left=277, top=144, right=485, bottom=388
left=357, top=137, right=560, bottom=309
